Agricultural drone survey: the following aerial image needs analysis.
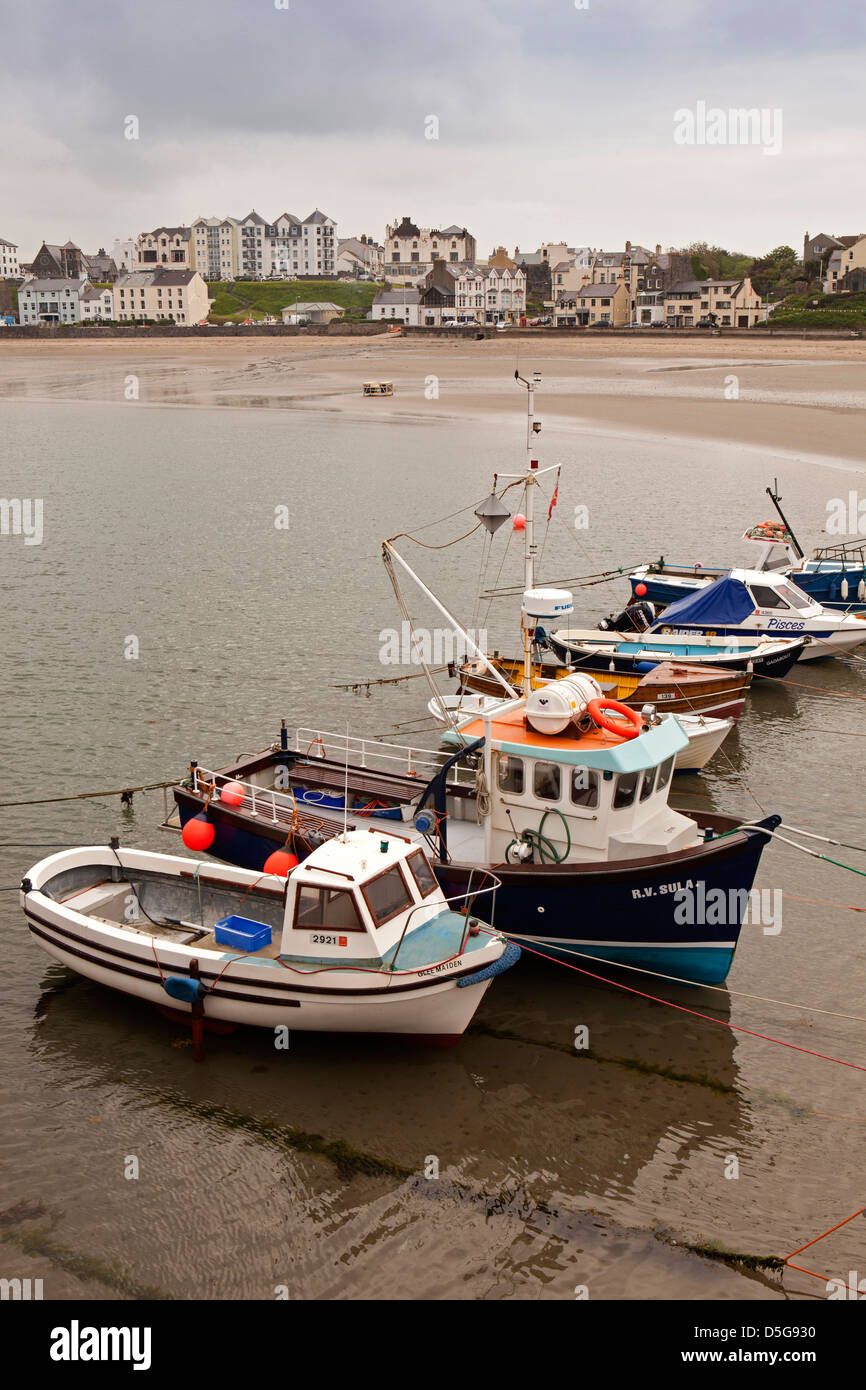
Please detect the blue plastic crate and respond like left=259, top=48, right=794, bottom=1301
left=214, top=915, right=272, bottom=952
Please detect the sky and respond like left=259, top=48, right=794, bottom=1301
left=2, top=0, right=864, bottom=261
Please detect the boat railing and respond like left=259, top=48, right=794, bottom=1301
left=292, top=727, right=478, bottom=788
left=811, top=540, right=866, bottom=565
left=191, top=766, right=299, bottom=827
left=388, top=868, right=502, bottom=977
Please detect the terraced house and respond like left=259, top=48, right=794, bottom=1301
left=112, top=269, right=210, bottom=324
left=664, top=276, right=767, bottom=327
left=234, top=209, right=336, bottom=279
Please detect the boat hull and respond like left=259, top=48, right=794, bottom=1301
left=174, top=789, right=778, bottom=986
left=546, top=632, right=804, bottom=680
left=438, top=815, right=778, bottom=986
left=631, top=567, right=866, bottom=614
left=459, top=657, right=751, bottom=721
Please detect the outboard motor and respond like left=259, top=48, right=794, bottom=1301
left=598, top=600, right=657, bottom=633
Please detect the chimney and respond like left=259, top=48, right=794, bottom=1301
left=655, top=244, right=661, bottom=255
left=625, top=240, right=631, bottom=252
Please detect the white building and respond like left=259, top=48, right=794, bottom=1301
left=79, top=285, right=114, bottom=320
left=371, top=288, right=421, bottom=326
left=234, top=208, right=337, bottom=279
left=18, top=278, right=89, bottom=324
left=135, top=227, right=193, bottom=270
left=190, top=217, right=238, bottom=281
left=111, top=238, right=135, bottom=274
left=112, top=269, right=211, bottom=325
left=0, top=237, right=20, bottom=279
left=384, top=217, right=476, bottom=283
left=452, top=265, right=526, bottom=323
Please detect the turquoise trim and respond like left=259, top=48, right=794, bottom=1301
left=495, top=714, right=688, bottom=773
left=532, top=940, right=735, bottom=987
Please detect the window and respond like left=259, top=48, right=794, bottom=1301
left=613, top=771, right=640, bottom=809
left=407, top=850, right=437, bottom=898
left=363, top=865, right=413, bottom=926
left=498, top=755, right=524, bottom=793
left=777, top=582, right=812, bottom=611
left=294, top=885, right=364, bottom=932
left=749, top=584, right=790, bottom=610
left=656, top=755, right=674, bottom=794
left=571, top=767, right=599, bottom=808
left=534, top=762, right=561, bottom=801
left=639, top=768, right=655, bottom=802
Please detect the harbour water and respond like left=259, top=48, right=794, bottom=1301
left=2, top=359, right=865, bottom=1300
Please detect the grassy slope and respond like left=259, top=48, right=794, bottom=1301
left=206, top=279, right=379, bottom=322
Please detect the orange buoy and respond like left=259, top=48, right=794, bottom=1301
left=513, top=513, right=526, bottom=531
left=587, top=697, right=643, bottom=740
left=634, top=582, right=648, bottom=597
left=220, top=780, right=245, bottom=806
left=263, top=849, right=299, bottom=877
left=182, top=815, right=215, bottom=851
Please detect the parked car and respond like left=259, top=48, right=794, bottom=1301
left=588, top=320, right=613, bottom=329
left=696, top=317, right=717, bottom=328
left=650, top=321, right=670, bottom=329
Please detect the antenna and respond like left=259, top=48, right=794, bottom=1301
left=342, top=721, right=350, bottom=841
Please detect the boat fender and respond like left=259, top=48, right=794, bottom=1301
left=164, top=975, right=211, bottom=1004
left=841, top=577, right=849, bottom=601
left=457, top=941, right=521, bottom=987
left=859, top=577, right=866, bottom=602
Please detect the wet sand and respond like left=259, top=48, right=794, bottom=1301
left=1, top=335, right=865, bottom=465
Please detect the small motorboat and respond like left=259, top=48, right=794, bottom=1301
left=427, top=693, right=734, bottom=774
left=642, top=569, right=866, bottom=662
left=545, top=623, right=805, bottom=678
left=20, top=831, right=516, bottom=1045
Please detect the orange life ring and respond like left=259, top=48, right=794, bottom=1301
left=587, top=698, right=643, bottom=740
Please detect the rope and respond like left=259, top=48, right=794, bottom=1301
left=491, top=934, right=866, bottom=1073
left=382, top=546, right=462, bottom=735
left=784, top=891, right=865, bottom=913
left=0, top=778, right=178, bottom=808
left=785, top=1207, right=866, bottom=1293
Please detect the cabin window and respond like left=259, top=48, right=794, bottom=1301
left=613, top=771, right=640, bottom=809
left=498, top=754, right=524, bottom=794
left=570, top=767, right=599, bottom=808
left=639, top=768, right=655, bottom=802
left=534, top=762, right=561, bottom=801
left=749, top=584, right=790, bottom=610
left=407, top=850, right=437, bottom=898
left=655, top=755, right=675, bottom=794
left=777, top=582, right=812, bottom=611
left=294, top=885, right=365, bottom=932
left=363, top=865, right=414, bottom=926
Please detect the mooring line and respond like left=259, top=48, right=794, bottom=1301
left=784, top=1207, right=866, bottom=1294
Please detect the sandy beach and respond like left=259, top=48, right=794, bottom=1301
left=2, top=334, right=865, bottom=465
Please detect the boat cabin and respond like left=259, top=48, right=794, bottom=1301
left=277, top=828, right=466, bottom=964
left=454, top=694, right=698, bottom=864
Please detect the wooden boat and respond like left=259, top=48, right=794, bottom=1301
left=20, top=831, right=516, bottom=1045
left=458, top=655, right=752, bottom=721
left=172, top=691, right=779, bottom=987
left=427, top=693, right=735, bottom=774
left=362, top=380, right=394, bottom=396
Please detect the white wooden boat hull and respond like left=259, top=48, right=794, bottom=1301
left=21, top=847, right=511, bottom=1042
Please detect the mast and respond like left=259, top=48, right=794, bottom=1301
left=511, top=371, right=557, bottom=693
left=767, top=479, right=805, bottom=561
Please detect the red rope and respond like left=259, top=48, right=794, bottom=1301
left=784, top=1207, right=866, bottom=1293
left=499, top=935, right=866, bottom=1073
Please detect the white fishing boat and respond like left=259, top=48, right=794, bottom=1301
left=426, top=693, right=734, bottom=774
left=20, top=831, right=516, bottom=1045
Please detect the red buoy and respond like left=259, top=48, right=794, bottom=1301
left=634, top=582, right=648, bottom=597
left=513, top=513, right=526, bottom=531
left=182, top=815, right=215, bottom=851
left=263, top=849, right=299, bottom=877
left=220, top=780, right=245, bottom=807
